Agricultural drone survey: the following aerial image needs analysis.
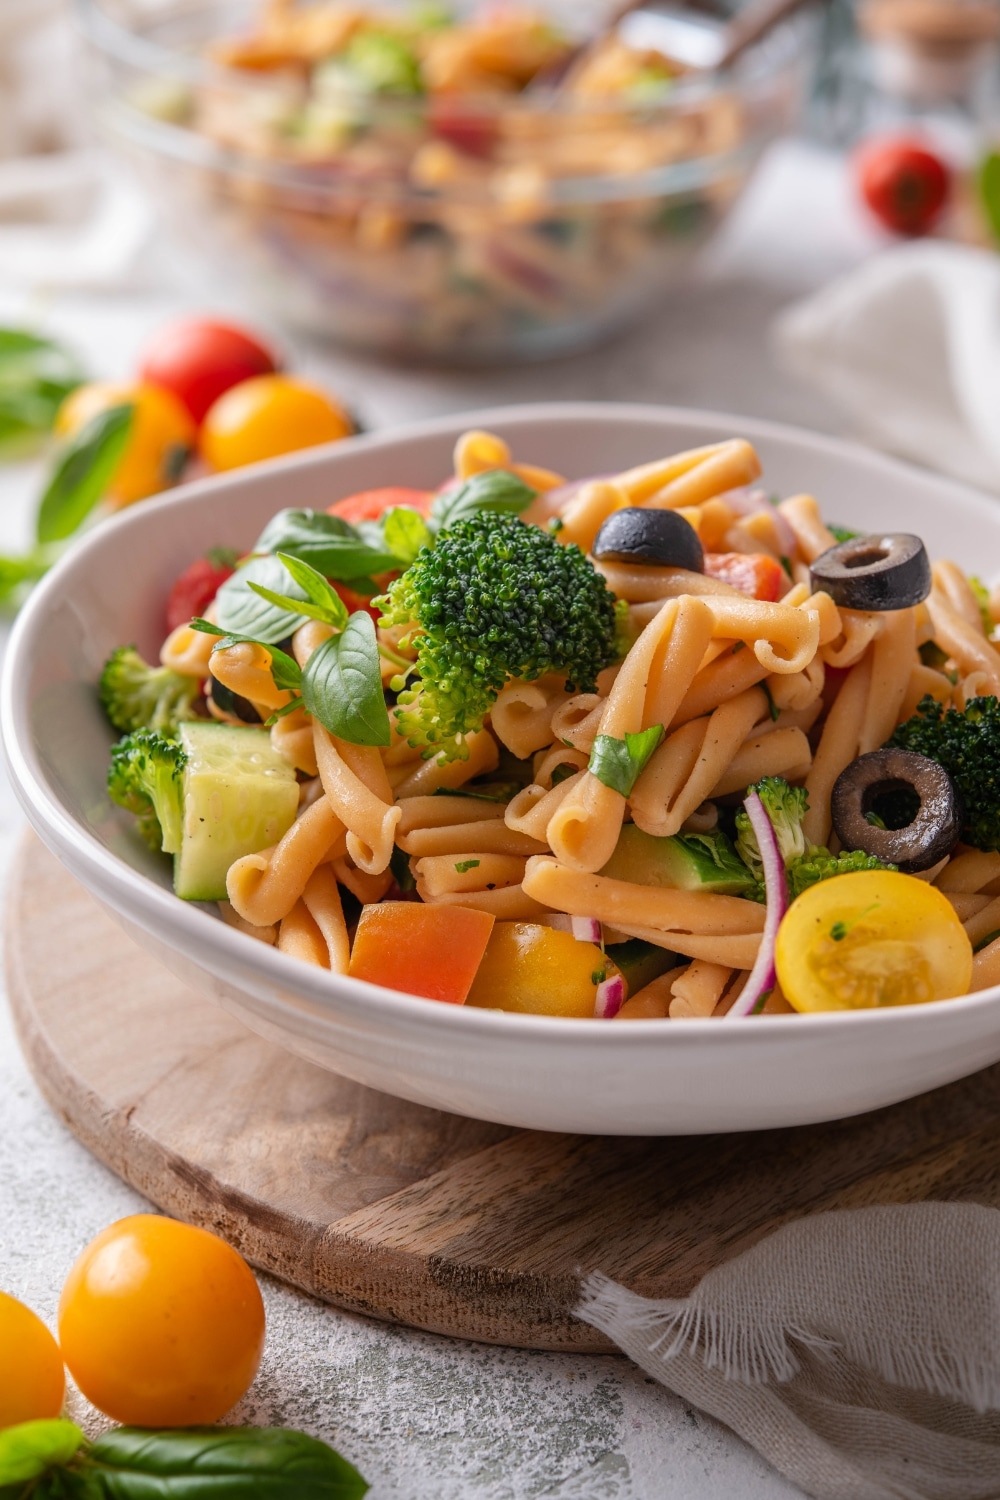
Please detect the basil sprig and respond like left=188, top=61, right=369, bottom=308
left=249, top=551, right=350, bottom=631
left=430, top=469, right=535, bottom=530
left=301, top=612, right=391, bottom=747
left=253, top=509, right=398, bottom=583
left=214, top=555, right=315, bottom=642
left=0, top=1419, right=368, bottom=1499
left=588, top=725, right=665, bottom=797
left=36, top=403, right=134, bottom=545
left=0, top=329, right=84, bottom=456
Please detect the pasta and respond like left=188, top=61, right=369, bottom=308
left=105, top=425, right=1000, bottom=1022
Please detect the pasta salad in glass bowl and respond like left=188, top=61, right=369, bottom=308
left=77, top=0, right=812, bottom=361
left=6, top=404, right=1000, bottom=1134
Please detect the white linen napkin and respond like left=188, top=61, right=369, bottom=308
left=774, top=242, right=1000, bottom=495
left=577, top=1203, right=1000, bottom=1500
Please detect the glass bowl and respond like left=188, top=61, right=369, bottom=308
left=77, top=0, right=813, bottom=362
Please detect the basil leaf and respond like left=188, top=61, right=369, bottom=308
left=588, top=725, right=665, bottom=797
left=36, top=403, right=134, bottom=544
left=0, top=1420, right=84, bottom=1486
left=0, top=330, right=83, bottom=455
left=209, top=633, right=303, bottom=691
left=430, top=470, right=535, bottom=531
left=381, top=507, right=432, bottom=566
left=85, top=1427, right=368, bottom=1499
left=302, top=612, right=390, bottom=746
left=215, top=556, right=312, bottom=643
left=430, top=782, right=522, bottom=802
left=274, top=552, right=349, bottom=629
left=253, top=509, right=397, bottom=581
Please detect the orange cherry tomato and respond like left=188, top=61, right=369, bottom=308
left=348, top=902, right=495, bottom=1003
left=56, top=382, right=196, bottom=508
left=200, top=375, right=354, bottom=471
left=327, top=486, right=435, bottom=523
left=58, top=1214, right=265, bottom=1426
left=0, top=1290, right=65, bottom=1428
left=704, top=551, right=785, bottom=602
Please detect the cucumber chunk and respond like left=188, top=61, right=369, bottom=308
left=174, top=722, right=298, bottom=901
left=600, top=824, right=756, bottom=896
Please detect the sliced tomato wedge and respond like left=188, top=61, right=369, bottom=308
left=348, top=902, right=495, bottom=1004
left=328, top=487, right=435, bottom=524
left=704, top=552, right=786, bottom=602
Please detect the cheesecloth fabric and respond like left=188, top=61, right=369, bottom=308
left=577, top=1203, right=1000, bottom=1500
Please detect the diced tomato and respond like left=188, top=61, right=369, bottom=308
left=348, top=902, right=495, bottom=1004
left=704, top=552, right=786, bottom=602
left=428, top=100, right=498, bottom=159
left=328, top=487, right=435, bottom=524
left=166, top=551, right=237, bottom=632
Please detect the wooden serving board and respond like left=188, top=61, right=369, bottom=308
left=9, top=833, right=1000, bottom=1353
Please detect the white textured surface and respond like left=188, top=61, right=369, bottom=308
left=0, top=137, right=882, bottom=1497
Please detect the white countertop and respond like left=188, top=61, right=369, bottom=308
left=0, top=138, right=881, bottom=1500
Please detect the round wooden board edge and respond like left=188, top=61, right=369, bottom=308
left=3, top=834, right=614, bottom=1354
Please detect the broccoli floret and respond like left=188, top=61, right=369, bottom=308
left=107, top=730, right=187, bottom=853
left=376, top=513, right=618, bottom=757
left=734, top=776, right=809, bottom=877
left=887, top=695, right=1000, bottom=851
left=743, top=848, right=896, bottom=903
left=99, top=645, right=201, bottom=735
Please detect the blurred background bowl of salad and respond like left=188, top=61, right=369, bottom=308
left=76, top=0, right=815, bottom=363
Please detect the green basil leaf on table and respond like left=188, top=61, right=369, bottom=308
left=215, top=556, right=314, bottom=643
left=588, top=725, right=665, bottom=797
left=430, top=470, right=535, bottom=530
left=0, top=329, right=84, bottom=455
left=301, top=611, right=390, bottom=746
left=272, top=552, right=349, bottom=630
left=36, top=404, right=134, bottom=545
left=381, top=507, right=432, bottom=566
left=253, top=509, right=398, bottom=581
left=86, top=1427, right=367, bottom=1500
left=0, top=1420, right=85, bottom=1487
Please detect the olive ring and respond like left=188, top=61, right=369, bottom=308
left=831, top=748, right=963, bottom=873
left=810, top=533, right=931, bottom=611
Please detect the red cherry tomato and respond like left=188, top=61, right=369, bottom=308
left=854, top=137, right=950, bottom=236
left=428, top=100, right=498, bottom=158
left=140, top=319, right=278, bottom=425
left=327, top=487, right=435, bottom=523
left=166, top=551, right=238, bottom=633
left=704, top=552, right=785, bottom=602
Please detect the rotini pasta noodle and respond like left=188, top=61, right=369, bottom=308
left=415, top=884, right=551, bottom=919
left=594, top=561, right=741, bottom=603
left=218, top=900, right=277, bottom=946
left=313, top=724, right=401, bottom=875
left=934, top=851, right=1000, bottom=893
left=398, top=822, right=546, bottom=857
left=944, top=893, right=991, bottom=922
left=820, top=609, right=884, bottom=670
left=521, top=857, right=766, bottom=936
left=959, top=671, right=992, bottom=709
left=604, top=923, right=762, bottom=968
left=668, top=960, right=732, bottom=1019
left=933, top=561, right=985, bottom=635
left=226, top=795, right=347, bottom=927
left=292, top=619, right=333, bottom=666
left=549, top=693, right=606, bottom=752
left=614, top=973, right=677, bottom=1019
left=617, top=439, right=761, bottom=510
left=491, top=675, right=566, bottom=758
left=210, top=641, right=292, bottom=714
left=160, top=622, right=215, bottom=677
left=301, top=864, right=350, bottom=974
left=900, top=663, right=954, bottom=721
left=803, top=651, right=873, bottom=848
left=858, top=606, right=917, bottom=755
left=505, top=773, right=584, bottom=840
left=532, top=745, right=589, bottom=787
left=277, top=898, right=329, bottom=968
left=330, top=855, right=394, bottom=904
left=962, top=897, right=1000, bottom=949
left=766, top=657, right=825, bottom=713
left=632, top=687, right=766, bottom=837
left=701, top=596, right=820, bottom=676
left=454, top=428, right=511, bottom=479
left=709, top=726, right=812, bottom=799
left=396, top=794, right=507, bottom=833
left=413, top=851, right=527, bottom=897
left=777, top=494, right=836, bottom=562
left=391, top=728, right=500, bottom=797
left=271, top=704, right=319, bottom=777
left=927, top=593, right=1000, bottom=694
left=672, top=643, right=769, bottom=726
left=972, top=935, right=1000, bottom=990
left=556, top=479, right=627, bottom=553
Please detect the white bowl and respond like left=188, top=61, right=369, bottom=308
left=5, top=402, right=1000, bottom=1135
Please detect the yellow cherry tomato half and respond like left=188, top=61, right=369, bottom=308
left=775, top=870, right=973, bottom=1013
left=56, top=382, right=196, bottom=508
left=0, top=1290, right=65, bottom=1428
left=58, top=1214, right=265, bottom=1427
left=466, top=922, right=618, bottom=1018
left=199, top=374, right=354, bottom=471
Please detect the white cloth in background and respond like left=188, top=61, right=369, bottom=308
left=577, top=1203, right=1000, bottom=1500
left=774, top=242, right=1000, bottom=495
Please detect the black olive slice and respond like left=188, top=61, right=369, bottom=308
left=592, top=508, right=704, bottom=572
left=208, top=674, right=262, bottom=725
left=809, top=533, right=931, bottom=611
left=831, top=748, right=963, bottom=873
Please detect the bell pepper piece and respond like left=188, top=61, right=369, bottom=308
left=704, top=551, right=785, bottom=602
left=348, top=901, right=494, bottom=1004
left=466, top=923, right=613, bottom=1018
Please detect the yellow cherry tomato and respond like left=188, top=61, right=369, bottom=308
left=199, top=374, right=354, bottom=471
left=58, top=1214, right=265, bottom=1426
left=775, top=870, right=973, bottom=1013
left=466, top=922, right=618, bottom=1017
left=0, top=1290, right=65, bottom=1428
left=56, top=382, right=196, bottom=508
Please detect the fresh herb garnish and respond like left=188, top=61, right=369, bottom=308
left=454, top=859, right=480, bottom=873
left=249, top=551, right=350, bottom=630
left=828, top=524, right=861, bottom=544
left=588, top=725, right=665, bottom=797
left=0, top=329, right=84, bottom=456
left=214, top=554, right=314, bottom=643
left=36, top=403, right=134, bottom=544
left=429, top=469, right=535, bottom=530
left=761, top=682, right=780, bottom=722
left=974, top=928, right=1000, bottom=954
left=550, top=762, right=578, bottom=786
left=0, top=1417, right=368, bottom=1499
left=382, top=507, right=432, bottom=566
left=252, top=508, right=399, bottom=582
left=190, top=619, right=303, bottom=691
left=301, top=611, right=390, bottom=747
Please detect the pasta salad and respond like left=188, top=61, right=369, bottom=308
left=99, top=430, right=1000, bottom=1019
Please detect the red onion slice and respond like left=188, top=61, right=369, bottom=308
left=594, top=973, right=625, bottom=1019
left=727, top=790, right=789, bottom=1018
left=546, top=914, right=602, bottom=944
